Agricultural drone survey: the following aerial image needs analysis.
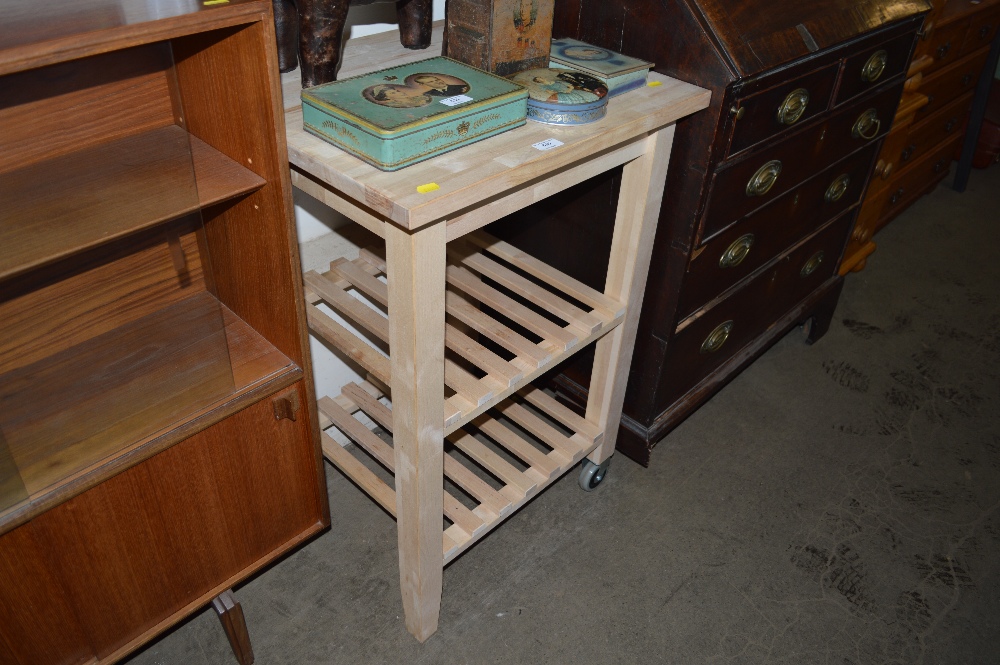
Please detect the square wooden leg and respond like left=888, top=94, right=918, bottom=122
left=212, top=589, right=254, bottom=665
left=385, top=220, right=447, bottom=642
left=586, top=125, right=676, bottom=463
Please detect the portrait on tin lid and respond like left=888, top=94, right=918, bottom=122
left=362, top=73, right=470, bottom=109
left=562, top=45, right=612, bottom=61
left=406, top=73, right=471, bottom=98
left=512, top=68, right=608, bottom=104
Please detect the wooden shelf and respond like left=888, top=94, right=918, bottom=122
left=0, top=291, right=298, bottom=529
left=318, top=380, right=602, bottom=565
left=304, top=230, right=625, bottom=434
left=0, top=124, right=265, bottom=281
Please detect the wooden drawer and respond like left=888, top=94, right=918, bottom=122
left=680, top=144, right=877, bottom=318
left=922, top=16, right=971, bottom=73
left=959, top=6, right=1000, bottom=57
left=881, top=133, right=962, bottom=219
left=836, top=32, right=918, bottom=105
left=914, top=48, right=990, bottom=120
left=726, top=63, right=839, bottom=157
left=702, top=82, right=901, bottom=239
left=899, top=91, right=974, bottom=166
left=660, top=213, right=852, bottom=407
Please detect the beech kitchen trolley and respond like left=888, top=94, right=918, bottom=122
left=282, top=26, right=710, bottom=642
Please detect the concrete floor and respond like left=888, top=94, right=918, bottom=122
left=125, top=165, right=1000, bottom=665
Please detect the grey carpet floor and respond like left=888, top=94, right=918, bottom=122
left=124, top=164, right=1000, bottom=665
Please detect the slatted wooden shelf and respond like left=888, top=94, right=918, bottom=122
left=318, top=379, right=602, bottom=564
left=305, top=230, right=625, bottom=435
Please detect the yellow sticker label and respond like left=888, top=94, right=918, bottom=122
left=416, top=183, right=440, bottom=194
left=647, top=81, right=662, bottom=87
left=204, top=0, right=229, bottom=5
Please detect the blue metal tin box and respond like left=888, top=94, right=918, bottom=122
left=301, top=57, right=528, bottom=171
left=510, top=68, right=609, bottom=125
left=548, top=38, right=653, bottom=97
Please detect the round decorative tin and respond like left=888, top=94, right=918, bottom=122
left=510, top=68, right=609, bottom=125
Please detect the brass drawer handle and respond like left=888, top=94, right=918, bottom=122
left=936, top=42, right=951, bottom=60
left=700, top=320, right=734, bottom=354
left=746, top=160, right=782, bottom=197
left=776, top=88, right=810, bottom=125
left=861, top=49, right=888, bottom=83
left=730, top=104, right=746, bottom=120
left=801, top=250, right=825, bottom=277
left=852, top=108, right=881, bottom=140
left=874, top=159, right=893, bottom=180
left=901, top=144, right=916, bottom=162
left=719, top=233, right=755, bottom=269
left=824, top=174, right=851, bottom=203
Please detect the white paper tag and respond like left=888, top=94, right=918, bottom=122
left=532, top=138, right=564, bottom=151
left=440, top=94, right=473, bottom=107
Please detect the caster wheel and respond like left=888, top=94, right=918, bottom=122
left=579, top=458, right=611, bottom=492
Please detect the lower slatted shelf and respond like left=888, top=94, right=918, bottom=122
left=318, top=380, right=603, bottom=564
left=304, top=230, right=624, bottom=435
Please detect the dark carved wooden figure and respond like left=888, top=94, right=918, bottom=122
left=274, top=0, right=434, bottom=87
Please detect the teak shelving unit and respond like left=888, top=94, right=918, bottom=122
left=284, top=26, right=710, bottom=641
left=0, top=1, right=327, bottom=664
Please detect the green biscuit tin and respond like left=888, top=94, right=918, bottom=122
left=302, top=57, right=528, bottom=171
left=548, top=38, right=653, bottom=97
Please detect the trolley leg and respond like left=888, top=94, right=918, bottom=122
left=586, top=126, right=675, bottom=465
left=385, top=220, right=447, bottom=642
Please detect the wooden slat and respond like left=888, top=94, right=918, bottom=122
left=444, top=324, right=523, bottom=387
left=495, top=401, right=577, bottom=466
left=321, top=431, right=396, bottom=516
left=307, top=303, right=390, bottom=385
left=442, top=452, right=508, bottom=519
left=444, top=358, right=494, bottom=408
left=475, top=417, right=560, bottom=478
left=305, top=271, right=389, bottom=341
left=451, top=243, right=604, bottom=333
left=446, top=265, right=577, bottom=351
left=331, top=257, right=389, bottom=306
left=468, top=232, right=625, bottom=319
left=318, top=397, right=394, bottom=469
left=444, top=290, right=548, bottom=369
left=441, top=492, right=486, bottom=537
left=309, top=271, right=487, bottom=407
left=340, top=383, right=391, bottom=429
left=518, top=386, right=602, bottom=443
left=321, top=394, right=484, bottom=539
left=341, top=383, right=510, bottom=519
left=448, top=431, right=536, bottom=497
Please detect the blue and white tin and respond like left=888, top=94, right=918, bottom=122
left=509, top=68, right=609, bottom=126
left=548, top=38, right=653, bottom=97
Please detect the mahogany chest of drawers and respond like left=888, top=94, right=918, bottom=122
left=491, top=0, right=930, bottom=464
left=844, top=0, right=1000, bottom=273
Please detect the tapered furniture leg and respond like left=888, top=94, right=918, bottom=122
left=586, top=126, right=676, bottom=464
left=212, top=590, right=254, bottom=665
left=385, top=219, right=447, bottom=642
left=396, top=0, right=433, bottom=49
